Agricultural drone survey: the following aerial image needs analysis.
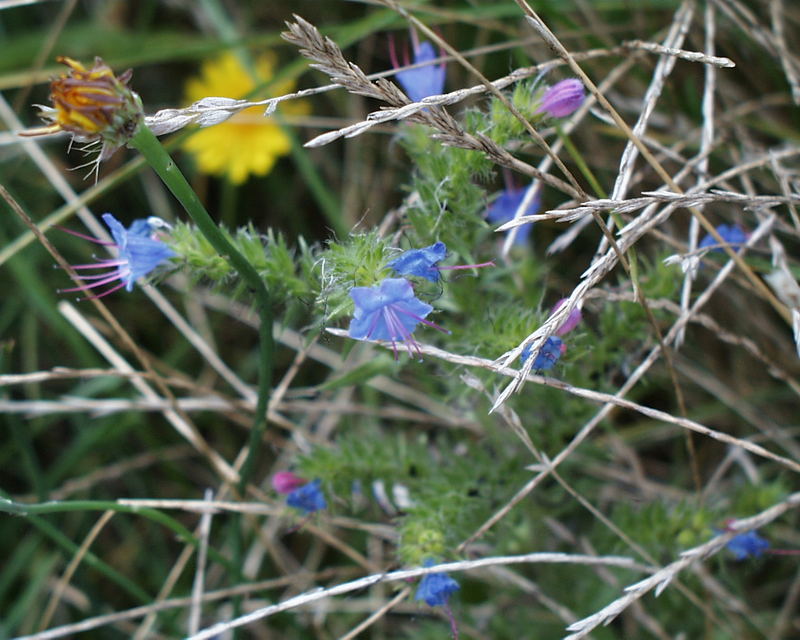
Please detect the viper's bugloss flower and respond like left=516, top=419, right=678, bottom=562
left=387, top=241, right=494, bottom=283
left=415, top=560, right=460, bottom=607
left=552, top=298, right=582, bottom=336
left=286, top=479, right=327, bottom=514
left=183, top=52, right=310, bottom=184
left=726, top=530, right=770, bottom=560
left=60, top=213, right=176, bottom=298
left=521, top=336, right=565, bottom=371
left=271, top=471, right=307, bottom=495
left=486, top=186, right=541, bottom=246
left=536, top=78, right=585, bottom=118
left=21, top=56, right=143, bottom=166
left=699, top=224, right=749, bottom=253
left=391, top=36, right=445, bottom=102
left=348, top=278, right=448, bottom=358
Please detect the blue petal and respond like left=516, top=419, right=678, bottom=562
left=387, top=242, right=447, bottom=282
left=396, top=41, right=445, bottom=102
left=102, top=213, right=128, bottom=248
left=726, top=531, right=770, bottom=560
left=415, top=568, right=460, bottom=607
left=348, top=278, right=433, bottom=342
left=699, top=224, right=748, bottom=253
left=486, top=187, right=540, bottom=246
left=286, top=479, right=327, bottom=514
left=521, top=336, right=563, bottom=370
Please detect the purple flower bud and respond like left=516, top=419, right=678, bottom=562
left=536, top=79, right=585, bottom=118
left=552, top=298, right=582, bottom=336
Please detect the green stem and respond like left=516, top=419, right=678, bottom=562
left=0, top=496, right=237, bottom=575
left=129, top=125, right=271, bottom=493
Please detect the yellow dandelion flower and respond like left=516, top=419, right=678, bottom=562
left=183, top=52, right=309, bottom=185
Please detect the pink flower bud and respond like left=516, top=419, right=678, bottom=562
left=272, top=471, right=307, bottom=494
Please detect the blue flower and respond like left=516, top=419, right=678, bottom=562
left=486, top=186, right=541, bottom=246
left=387, top=242, right=447, bottom=282
left=61, top=213, right=176, bottom=298
left=387, top=242, right=495, bottom=283
left=286, top=479, right=327, bottom=514
left=415, top=560, right=460, bottom=607
left=726, top=530, right=770, bottom=560
left=521, top=336, right=564, bottom=371
left=394, top=40, right=445, bottom=102
left=348, top=278, right=447, bottom=358
left=699, top=224, right=749, bottom=253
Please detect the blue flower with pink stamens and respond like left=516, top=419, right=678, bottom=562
left=348, top=277, right=448, bottom=358
left=387, top=241, right=494, bottom=283
left=61, top=213, right=176, bottom=298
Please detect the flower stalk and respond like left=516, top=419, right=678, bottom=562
left=128, top=124, right=272, bottom=491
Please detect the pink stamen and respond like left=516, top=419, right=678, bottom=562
left=59, top=273, right=122, bottom=292
left=444, top=602, right=460, bottom=640
left=57, top=226, right=115, bottom=245
left=766, top=549, right=800, bottom=556
left=70, top=259, right=126, bottom=270
left=388, top=34, right=400, bottom=70
left=395, top=308, right=450, bottom=335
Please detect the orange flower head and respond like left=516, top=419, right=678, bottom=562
left=22, top=56, right=144, bottom=163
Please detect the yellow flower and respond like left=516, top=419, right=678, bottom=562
left=183, top=52, right=308, bottom=184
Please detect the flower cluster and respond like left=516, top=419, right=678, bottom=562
left=347, top=243, right=493, bottom=358
left=60, top=213, right=176, bottom=298
left=272, top=472, right=327, bottom=515
left=22, top=56, right=144, bottom=167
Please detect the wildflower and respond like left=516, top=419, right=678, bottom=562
left=183, top=52, right=310, bottom=184
left=60, top=213, right=176, bottom=298
left=387, top=241, right=494, bottom=283
left=286, top=479, right=327, bottom=514
left=21, top=56, right=144, bottom=169
left=391, top=34, right=445, bottom=102
left=415, top=559, right=460, bottom=607
left=536, top=78, right=585, bottom=118
left=698, top=224, right=749, bottom=254
left=271, top=471, right=307, bottom=494
left=521, top=336, right=564, bottom=371
left=725, top=529, right=771, bottom=560
left=486, top=186, right=541, bottom=246
left=552, top=298, right=582, bottom=336
left=348, top=277, right=448, bottom=358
